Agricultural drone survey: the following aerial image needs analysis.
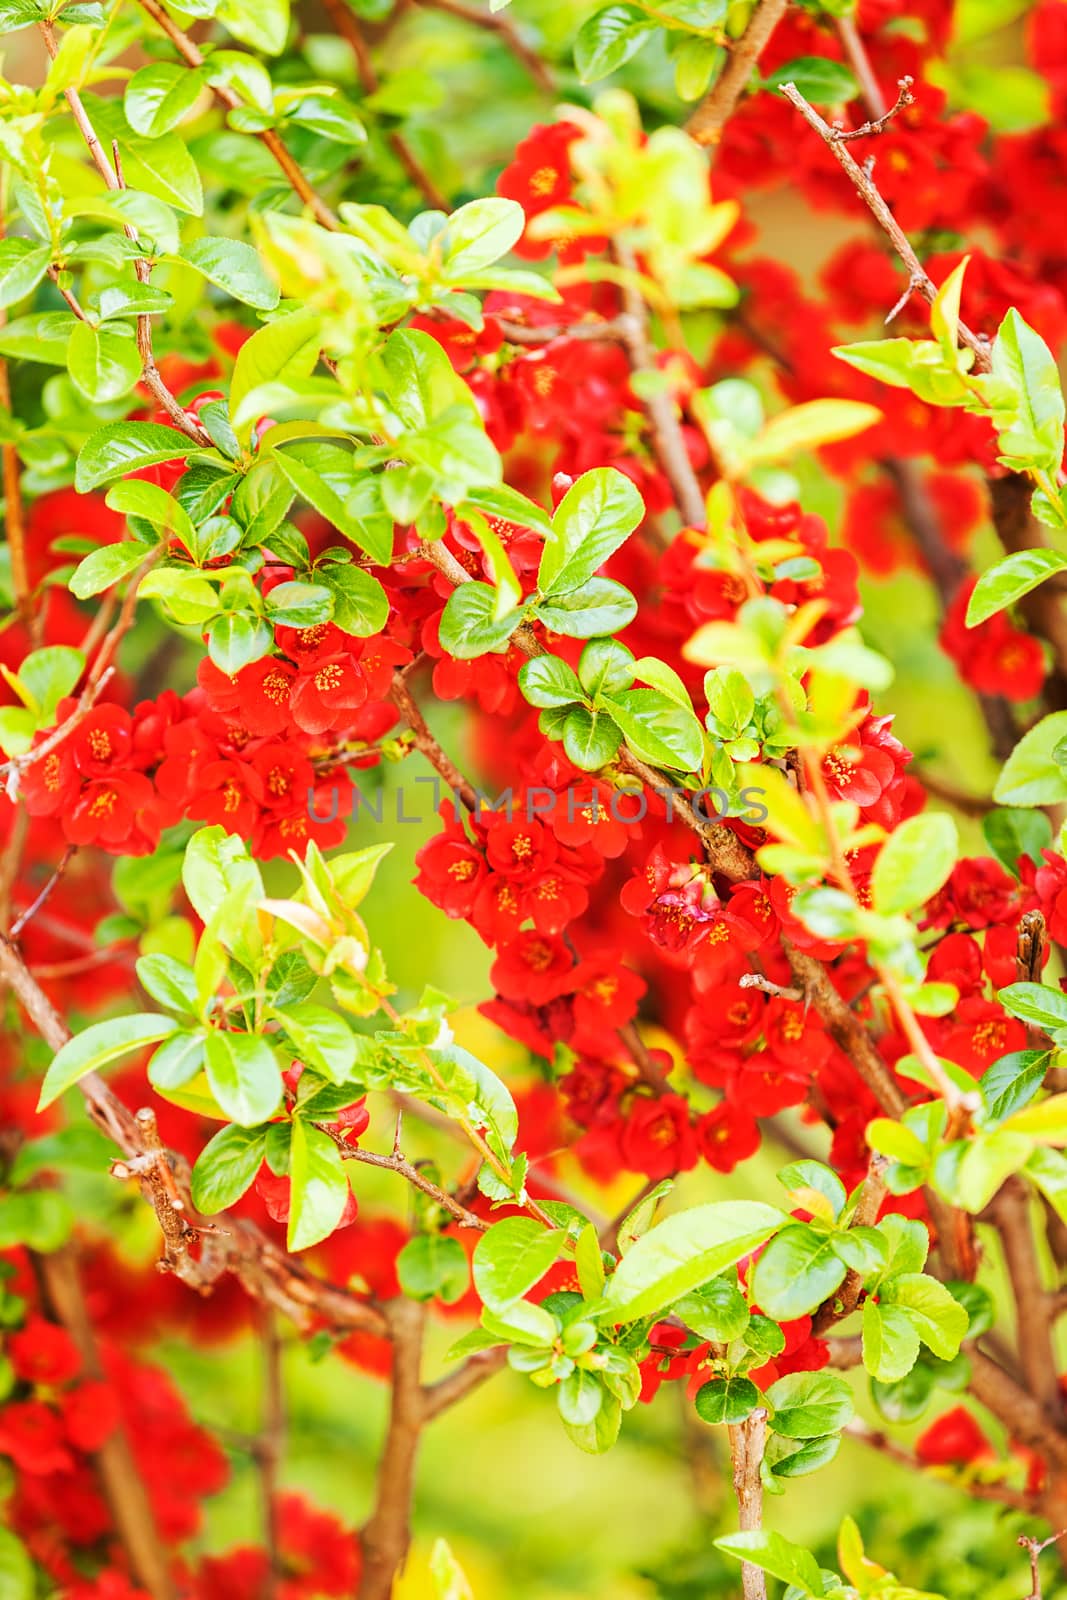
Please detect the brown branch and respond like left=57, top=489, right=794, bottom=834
left=778, top=83, right=990, bottom=371
left=319, top=0, right=449, bottom=211
left=0, top=933, right=389, bottom=1338
left=970, top=1349, right=1067, bottom=1473
left=421, top=1346, right=508, bottom=1420
left=389, top=673, right=477, bottom=811
left=686, top=0, right=789, bottom=149
left=612, top=240, right=707, bottom=530
left=994, top=1179, right=1063, bottom=1422
left=132, top=0, right=341, bottom=229
left=421, top=0, right=555, bottom=93
left=496, top=315, right=631, bottom=346
left=10, top=845, right=77, bottom=938
left=318, top=1123, right=488, bottom=1231
left=358, top=1298, right=426, bottom=1600
left=811, top=1154, right=888, bottom=1334
left=727, top=1408, right=768, bottom=1600
left=38, top=1247, right=176, bottom=1599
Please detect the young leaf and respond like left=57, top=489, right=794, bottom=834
left=538, top=469, right=644, bottom=597
left=288, top=1117, right=350, bottom=1251
left=204, top=1031, right=283, bottom=1126
left=38, top=1014, right=178, bottom=1109
left=870, top=813, right=958, bottom=916
left=602, top=1201, right=784, bottom=1323
left=180, top=237, right=280, bottom=311
left=191, top=1124, right=268, bottom=1212
left=472, top=1217, right=567, bottom=1311
left=966, top=549, right=1067, bottom=627
left=76, top=422, right=192, bottom=492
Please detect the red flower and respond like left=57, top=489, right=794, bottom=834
left=64, top=772, right=158, bottom=853
left=916, top=1406, right=995, bottom=1466
left=0, top=1400, right=74, bottom=1475
left=491, top=931, right=573, bottom=1006
left=189, top=758, right=264, bottom=836
left=289, top=655, right=369, bottom=735
left=619, top=1093, right=698, bottom=1180
left=70, top=705, right=132, bottom=777
left=198, top=656, right=296, bottom=736
left=8, top=1315, right=81, bottom=1387
left=497, top=122, right=583, bottom=258
left=415, top=812, right=488, bottom=918
left=60, top=1381, right=121, bottom=1452
left=696, top=1102, right=761, bottom=1173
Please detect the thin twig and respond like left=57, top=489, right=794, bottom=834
left=319, top=0, right=449, bottom=211
left=10, top=845, right=77, bottom=938
left=830, top=76, right=913, bottom=142
left=778, top=83, right=990, bottom=372
left=132, top=0, right=342, bottom=229
left=421, top=0, right=556, bottom=92
left=389, top=673, right=477, bottom=810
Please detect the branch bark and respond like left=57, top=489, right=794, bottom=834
left=727, top=1408, right=768, bottom=1600
left=358, top=1298, right=427, bottom=1600
left=687, top=0, right=789, bottom=150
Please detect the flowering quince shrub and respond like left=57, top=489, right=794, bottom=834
left=6, top=2, right=1067, bottom=1600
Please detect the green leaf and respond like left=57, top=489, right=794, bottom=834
left=120, top=133, right=203, bottom=215
left=204, top=1031, right=282, bottom=1126
left=561, top=704, right=622, bottom=770
left=191, top=1123, right=268, bottom=1212
left=574, top=5, right=657, bottom=83
left=397, top=1234, right=470, bottom=1303
left=518, top=654, right=584, bottom=710
left=983, top=806, right=1053, bottom=874
left=534, top=577, right=638, bottom=638
left=558, top=1368, right=603, bottom=1427
left=148, top=1029, right=207, bottom=1091
left=883, top=1274, right=969, bottom=1360
left=579, top=637, right=636, bottom=698
left=862, top=1297, right=921, bottom=1382
left=0, top=238, right=49, bottom=309
left=125, top=62, right=205, bottom=137
left=749, top=1224, right=848, bottom=1320
left=765, top=56, right=858, bottom=102
left=674, top=1275, right=749, bottom=1341
left=0, top=1190, right=73, bottom=1253
left=870, top=813, right=958, bottom=916
left=136, top=953, right=198, bottom=1015
left=967, top=548, right=1067, bottom=627
left=70, top=541, right=151, bottom=599
left=442, top=198, right=524, bottom=277
left=276, top=1002, right=356, bottom=1084
left=206, top=611, right=273, bottom=673
left=181, top=237, right=280, bottom=311
left=217, top=0, right=290, bottom=53
left=602, top=1200, right=784, bottom=1324
left=273, top=450, right=392, bottom=564
left=981, top=1049, right=1049, bottom=1124
left=15, top=645, right=84, bottom=719
left=991, top=307, right=1065, bottom=473
left=539, top=468, right=644, bottom=597
left=76, top=422, right=192, bottom=493
left=694, top=1375, right=760, bottom=1425
left=438, top=582, right=522, bottom=658
left=288, top=1117, right=350, bottom=1251
left=182, top=825, right=264, bottom=941
left=472, top=1217, right=567, bottom=1310
left=229, top=310, right=322, bottom=437
left=67, top=321, right=141, bottom=403
left=764, top=1370, right=853, bottom=1438
left=38, top=1013, right=178, bottom=1109
left=995, top=712, right=1067, bottom=806
left=603, top=687, right=704, bottom=771
left=0, top=1528, right=34, bottom=1600
left=562, top=1390, right=622, bottom=1454
left=0, top=310, right=77, bottom=365
left=714, top=1531, right=824, bottom=1596
left=999, top=981, right=1067, bottom=1032
left=319, top=565, right=390, bottom=635
left=264, top=581, right=333, bottom=628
